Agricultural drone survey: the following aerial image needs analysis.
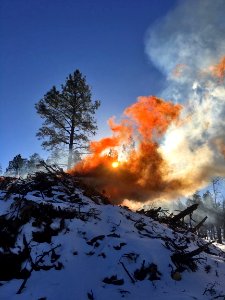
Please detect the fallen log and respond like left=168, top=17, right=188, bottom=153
left=191, top=216, right=208, bottom=233
left=171, top=204, right=199, bottom=224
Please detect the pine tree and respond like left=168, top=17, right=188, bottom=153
left=46, top=148, right=63, bottom=167
left=35, top=70, right=100, bottom=169
left=46, top=148, right=81, bottom=168
left=27, top=153, right=42, bottom=173
left=5, top=154, right=28, bottom=177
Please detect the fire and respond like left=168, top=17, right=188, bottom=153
left=68, top=56, right=225, bottom=206
left=112, top=161, right=119, bottom=168
left=70, top=96, right=182, bottom=204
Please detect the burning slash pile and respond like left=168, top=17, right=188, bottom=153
left=0, top=168, right=225, bottom=299
left=70, top=96, right=183, bottom=204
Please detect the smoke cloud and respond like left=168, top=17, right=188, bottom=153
left=70, top=0, right=225, bottom=206
left=145, top=0, right=225, bottom=196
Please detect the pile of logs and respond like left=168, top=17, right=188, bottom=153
left=138, top=203, right=208, bottom=234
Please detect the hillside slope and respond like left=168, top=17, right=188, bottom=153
left=0, top=172, right=225, bottom=300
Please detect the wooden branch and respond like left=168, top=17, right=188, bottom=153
left=191, top=216, right=208, bottom=233
left=171, top=204, right=199, bottom=224
left=171, top=240, right=214, bottom=271
left=17, top=243, right=60, bottom=294
left=184, top=241, right=214, bottom=258
left=172, top=240, right=214, bottom=264
left=120, top=262, right=135, bottom=284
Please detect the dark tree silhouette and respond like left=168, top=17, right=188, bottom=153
left=5, top=154, right=27, bottom=177
left=35, top=70, right=100, bottom=169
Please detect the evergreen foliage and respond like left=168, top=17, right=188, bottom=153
left=46, top=148, right=81, bottom=168
left=27, top=153, right=42, bottom=173
left=35, top=70, right=100, bottom=169
left=5, top=154, right=27, bottom=177
left=5, top=153, right=43, bottom=177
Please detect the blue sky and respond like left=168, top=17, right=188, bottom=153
left=0, top=0, right=177, bottom=170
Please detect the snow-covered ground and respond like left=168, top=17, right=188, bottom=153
left=0, top=175, right=225, bottom=300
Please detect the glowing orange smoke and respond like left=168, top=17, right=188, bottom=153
left=67, top=55, right=225, bottom=206
left=70, top=96, right=182, bottom=204
left=212, top=56, right=225, bottom=80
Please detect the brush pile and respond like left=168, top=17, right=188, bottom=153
left=0, top=167, right=225, bottom=300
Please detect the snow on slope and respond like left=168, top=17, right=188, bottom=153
left=0, top=174, right=225, bottom=300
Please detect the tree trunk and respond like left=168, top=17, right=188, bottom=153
left=216, top=225, right=222, bottom=244
left=223, top=202, right=225, bottom=241
left=16, top=167, right=20, bottom=178
left=67, top=122, right=75, bottom=170
left=223, top=222, right=225, bottom=241
left=211, top=225, right=216, bottom=240
left=67, top=143, right=73, bottom=170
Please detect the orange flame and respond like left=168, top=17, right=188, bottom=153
left=70, top=96, right=182, bottom=203
left=112, top=161, right=119, bottom=168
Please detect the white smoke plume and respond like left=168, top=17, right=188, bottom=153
left=145, top=0, right=225, bottom=195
